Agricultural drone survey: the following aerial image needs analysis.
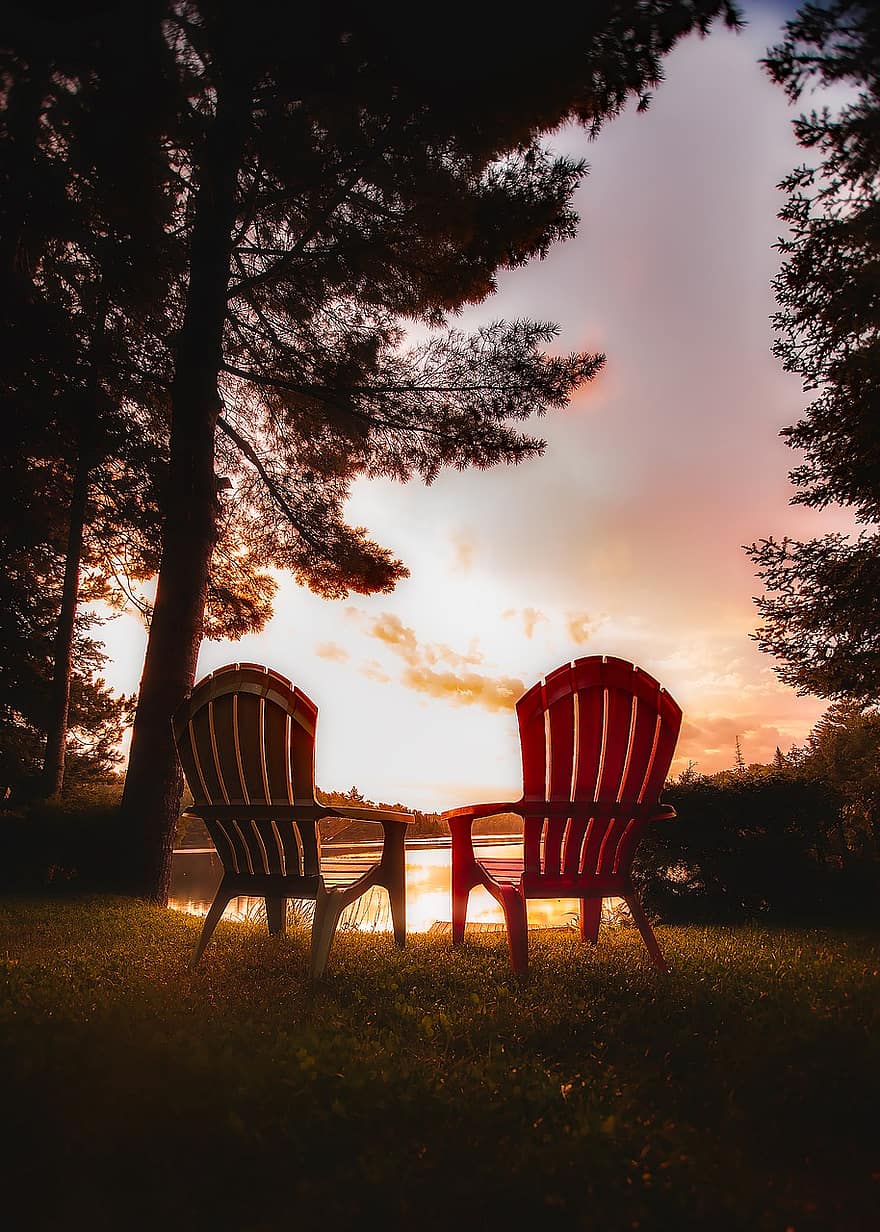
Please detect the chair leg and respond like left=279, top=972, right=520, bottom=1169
left=191, top=883, right=232, bottom=968
left=579, top=896, right=602, bottom=944
left=265, top=896, right=287, bottom=936
left=498, top=886, right=529, bottom=976
left=451, top=864, right=472, bottom=945
left=381, top=825, right=407, bottom=948
left=387, top=878, right=406, bottom=949
left=624, top=893, right=669, bottom=974
left=309, top=883, right=347, bottom=980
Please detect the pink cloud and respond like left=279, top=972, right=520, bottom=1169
left=676, top=713, right=788, bottom=772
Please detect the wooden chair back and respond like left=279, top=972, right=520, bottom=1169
left=515, top=655, right=683, bottom=888
left=173, top=663, right=321, bottom=878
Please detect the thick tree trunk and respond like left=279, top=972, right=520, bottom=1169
left=41, top=442, right=90, bottom=800
left=120, top=78, right=250, bottom=903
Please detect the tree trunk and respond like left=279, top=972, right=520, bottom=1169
left=41, top=440, right=90, bottom=800
left=41, top=302, right=108, bottom=802
left=120, top=77, right=251, bottom=903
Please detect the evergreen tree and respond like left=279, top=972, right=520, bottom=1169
left=734, top=735, right=746, bottom=772
left=123, top=2, right=742, bottom=902
left=1, top=1, right=180, bottom=796
left=117, top=1, right=741, bottom=902
left=802, top=699, right=880, bottom=859
left=747, top=2, right=880, bottom=702
left=0, top=459, right=134, bottom=795
left=1, top=4, right=278, bottom=796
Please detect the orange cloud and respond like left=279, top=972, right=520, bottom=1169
left=451, top=531, right=476, bottom=572
left=367, top=613, right=420, bottom=664
left=363, top=613, right=483, bottom=668
left=565, top=611, right=596, bottom=646
left=357, top=612, right=516, bottom=709
left=401, top=665, right=525, bottom=712
left=676, top=713, right=788, bottom=772
left=433, top=641, right=483, bottom=668
left=360, top=660, right=391, bottom=683
left=315, top=641, right=349, bottom=663
left=502, top=607, right=548, bottom=639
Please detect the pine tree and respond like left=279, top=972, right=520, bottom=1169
left=8, top=3, right=741, bottom=898
left=747, top=2, right=880, bottom=703
left=735, top=735, right=746, bottom=773
left=119, top=2, right=741, bottom=901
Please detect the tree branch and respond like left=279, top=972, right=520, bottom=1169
left=216, top=412, right=322, bottom=551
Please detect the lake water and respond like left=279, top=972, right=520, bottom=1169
left=169, top=837, right=593, bottom=934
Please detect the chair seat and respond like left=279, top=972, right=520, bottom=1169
left=476, top=857, right=626, bottom=897
left=320, top=855, right=387, bottom=888
left=473, top=857, right=525, bottom=886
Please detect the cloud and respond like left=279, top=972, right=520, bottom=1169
left=315, top=641, right=349, bottom=663
left=677, top=712, right=787, bottom=770
left=401, top=665, right=525, bottom=712
left=565, top=611, right=597, bottom=646
left=451, top=531, right=476, bottom=572
left=502, top=607, right=548, bottom=639
left=356, top=611, right=519, bottom=710
left=432, top=641, right=484, bottom=668
left=360, top=660, right=391, bottom=683
left=365, top=612, right=420, bottom=664
left=361, top=612, right=482, bottom=668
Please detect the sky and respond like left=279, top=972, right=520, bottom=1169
left=100, top=2, right=858, bottom=812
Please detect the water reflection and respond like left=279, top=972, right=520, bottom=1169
left=170, top=838, right=598, bottom=934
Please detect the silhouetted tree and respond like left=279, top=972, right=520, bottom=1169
left=734, top=735, right=746, bottom=772
left=4, top=4, right=741, bottom=897
left=0, top=469, right=134, bottom=795
left=747, top=2, right=880, bottom=702
left=1, top=1, right=180, bottom=796
left=118, top=2, right=741, bottom=902
left=801, top=700, right=880, bottom=859
left=2, top=5, right=285, bottom=796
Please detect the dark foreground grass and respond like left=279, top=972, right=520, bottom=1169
left=1, top=897, right=877, bottom=1232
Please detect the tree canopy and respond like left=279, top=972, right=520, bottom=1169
left=3, top=1, right=742, bottom=898
left=747, top=1, right=880, bottom=702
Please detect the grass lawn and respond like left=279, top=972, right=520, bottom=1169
left=1, top=895, right=877, bottom=1231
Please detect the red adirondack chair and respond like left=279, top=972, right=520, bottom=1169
left=442, top=655, right=682, bottom=975
left=172, top=663, right=413, bottom=978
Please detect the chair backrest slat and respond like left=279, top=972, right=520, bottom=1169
left=575, top=690, right=605, bottom=802
left=233, top=693, right=257, bottom=800
left=260, top=703, right=288, bottom=802
left=622, top=699, right=660, bottom=802
left=173, top=664, right=322, bottom=879
left=598, top=687, right=633, bottom=800
left=515, top=655, right=682, bottom=883
left=290, top=689, right=318, bottom=804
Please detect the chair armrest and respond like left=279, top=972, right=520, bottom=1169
left=440, top=802, right=520, bottom=866
left=650, top=804, right=677, bottom=822
left=446, top=800, right=678, bottom=821
left=184, top=803, right=325, bottom=821
left=321, top=804, right=414, bottom=824
left=440, top=801, right=520, bottom=824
